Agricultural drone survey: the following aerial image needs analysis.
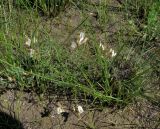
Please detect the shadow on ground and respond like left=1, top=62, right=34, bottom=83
left=0, top=111, right=24, bottom=129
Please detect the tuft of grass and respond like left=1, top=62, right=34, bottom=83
left=0, top=0, right=159, bottom=108
left=123, top=0, right=160, bottom=47
left=11, top=0, right=70, bottom=16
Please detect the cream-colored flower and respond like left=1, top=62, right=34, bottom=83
left=109, top=48, right=117, bottom=57
left=78, top=32, right=88, bottom=45
left=57, top=107, right=64, bottom=114
left=23, top=72, right=27, bottom=75
left=72, top=105, right=76, bottom=111
left=0, top=77, right=4, bottom=81
left=25, top=36, right=31, bottom=47
left=8, top=77, right=13, bottom=82
left=7, top=76, right=15, bottom=82
left=79, top=32, right=85, bottom=43
left=99, top=42, right=105, bottom=51
left=71, top=41, right=77, bottom=50
left=77, top=105, right=84, bottom=114
left=29, top=49, right=35, bottom=57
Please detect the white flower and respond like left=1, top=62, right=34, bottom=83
left=99, top=42, right=105, bottom=51
left=25, top=36, right=31, bottom=47
left=0, top=77, right=4, bottom=81
left=23, top=72, right=27, bottom=75
left=78, top=32, right=88, bottom=45
left=8, top=77, right=13, bottom=82
left=77, top=105, right=84, bottom=114
left=7, top=76, right=15, bottom=82
left=109, top=48, right=117, bottom=57
left=57, top=107, right=64, bottom=114
left=29, top=49, right=35, bottom=57
left=71, top=41, right=77, bottom=50
left=79, top=32, right=85, bottom=43
left=72, top=106, right=76, bottom=111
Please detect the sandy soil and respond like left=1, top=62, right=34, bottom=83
left=0, top=90, right=159, bottom=129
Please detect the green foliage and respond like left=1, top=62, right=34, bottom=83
left=144, top=2, right=160, bottom=41
left=0, top=0, right=158, bottom=107
left=13, top=0, right=69, bottom=16
left=123, top=0, right=160, bottom=48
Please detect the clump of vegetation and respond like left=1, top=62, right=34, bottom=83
left=0, top=0, right=159, bottom=108
left=10, top=0, right=69, bottom=16
left=124, top=0, right=160, bottom=46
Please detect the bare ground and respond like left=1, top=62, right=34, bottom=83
left=0, top=90, right=159, bottom=129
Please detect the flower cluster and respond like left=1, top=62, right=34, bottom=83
left=71, top=32, right=88, bottom=50
left=56, top=104, right=84, bottom=115
left=99, top=42, right=117, bottom=57
left=24, top=35, right=37, bottom=57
